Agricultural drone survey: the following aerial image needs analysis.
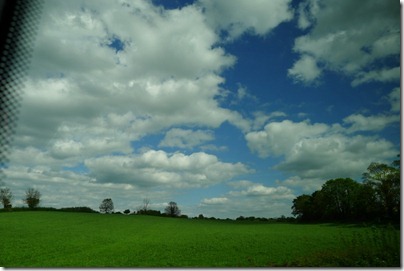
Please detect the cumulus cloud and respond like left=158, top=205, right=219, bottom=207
left=343, top=114, right=400, bottom=133
left=229, top=183, right=294, bottom=199
left=13, top=0, right=255, bottom=165
left=287, top=54, right=322, bottom=84
left=159, top=128, right=214, bottom=149
left=199, top=0, right=293, bottom=40
left=84, top=150, right=252, bottom=188
left=246, top=118, right=398, bottom=184
left=351, top=67, right=400, bottom=87
left=33, top=1, right=234, bottom=79
left=290, top=0, right=400, bottom=85
left=296, top=0, right=320, bottom=30
left=201, top=197, right=228, bottom=205
left=274, top=134, right=396, bottom=180
left=245, top=120, right=329, bottom=158
left=251, top=111, right=286, bottom=130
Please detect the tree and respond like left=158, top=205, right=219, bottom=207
left=142, top=198, right=150, bottom=211
left=0, top=187, right=12, bottom=208
left=320, top=178, right=361, bottom=220
left=291, top=190, right=328, bottom=221
left=164, top=201, right=181, bottom=217
left=99, top=198, right=114, bottom=214
left=363, top=162, right=400, bottom=220
left=291, top=194, right=312, bottom=220
left=123, top=209, right=130, bottom=215
left=24, top=188, right=41, bottom=208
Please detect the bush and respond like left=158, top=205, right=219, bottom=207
left=137, top=209, right=161, bottom=216
left=60, top=207, right=98, bottom=213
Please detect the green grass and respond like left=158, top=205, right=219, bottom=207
left=0, top=212, right=400, bottom=267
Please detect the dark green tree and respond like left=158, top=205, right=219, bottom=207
left=24, top=188, right=41, bottom=208
left=354, top=182, right=380, bottom=220
left=164, top=201, right=181, bottom=217
left=99, top=198, right=114, bottom=214
left=291, top=194, right=312, bottom=220
left=363, top=162, right=400, bottom=220
left=320, top=178, right=361, bottom=220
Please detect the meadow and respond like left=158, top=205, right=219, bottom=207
left=0, top=211, right=400, bottom=267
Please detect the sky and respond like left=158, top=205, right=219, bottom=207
left=2, top=0, right=401, bottom=219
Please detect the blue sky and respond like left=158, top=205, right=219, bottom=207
left=3, top=0, right=400, bottom=219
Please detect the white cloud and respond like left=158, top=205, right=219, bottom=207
left=245, top=120, right=329, bottom=158
left=276, top=176, right=323, bottom=193
left=296, top=0, right=320, bottom=30
left=251, top=111, right=286, bottom=130
left=290, top=0, right=400, bottom=86
left=387, top=87, right=400, bottom=113
left=274, top=134, right=396, bottom=180
left=288, top=54, right=322, bottom=84
left=201, top=197, right=228, bottom=205
left=199, top=0, right=293, bottom=40
left=159, top=128, right=214, bottom=149
left=84, top=150, right=252, bottom=189
left=13, top=0, right=254, bottom=164
left=33, top=1, right=235, bottom=80
left=351, top=67, right=400, bottom=87
left=343, top=114, right=400, bottom=133
left=229, top=184, right=294, bottom=199
left=246, top=118, right=398, bottom=184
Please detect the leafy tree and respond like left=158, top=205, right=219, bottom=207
left=291, top=194, right=312, bottom=220
left=0, top=187, right=13, bottom=208
left=320, top=178, right=361, bottom=220
left=363, top=162, right=400, bottom=220
left=291, top=191, right=327, bottom=221
left=99, top=198, right=114, bottom=214
left=24, top=188, right=41, bottom=208
left=310, top=190, right=327, bottom=220
left=291, top=157, right=401, bottom=223
left=123, top=209, right=130, bottom=215
left=164, top=201, right=181, bottom=217
left=354, top=182, right=380, bottom=220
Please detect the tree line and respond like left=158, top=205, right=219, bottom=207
left=0, top=188, right=185, bottom=218
left=1, top=156, right=400, bottom=224
left=292, top=157, right=400, bottom=223
left=99, top=198, right=183, bottom=217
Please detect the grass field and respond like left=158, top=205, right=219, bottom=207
left=0, top=211, right=400, bottom=267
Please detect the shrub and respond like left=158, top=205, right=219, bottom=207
left=60, top=207, right=98, bottom=213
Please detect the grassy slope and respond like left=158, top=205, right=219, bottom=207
left=0, top=212, right=399, bottom=267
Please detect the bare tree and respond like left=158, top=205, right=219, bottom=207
left=24, top=188, right=41, bottom=208
left=0, top=187, right=12, bottom=208
left=99, top=198, right=114, bottom=214
left=143, top=198, right=150, bottom=211
left=164, top=201, right=181, bottom=217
